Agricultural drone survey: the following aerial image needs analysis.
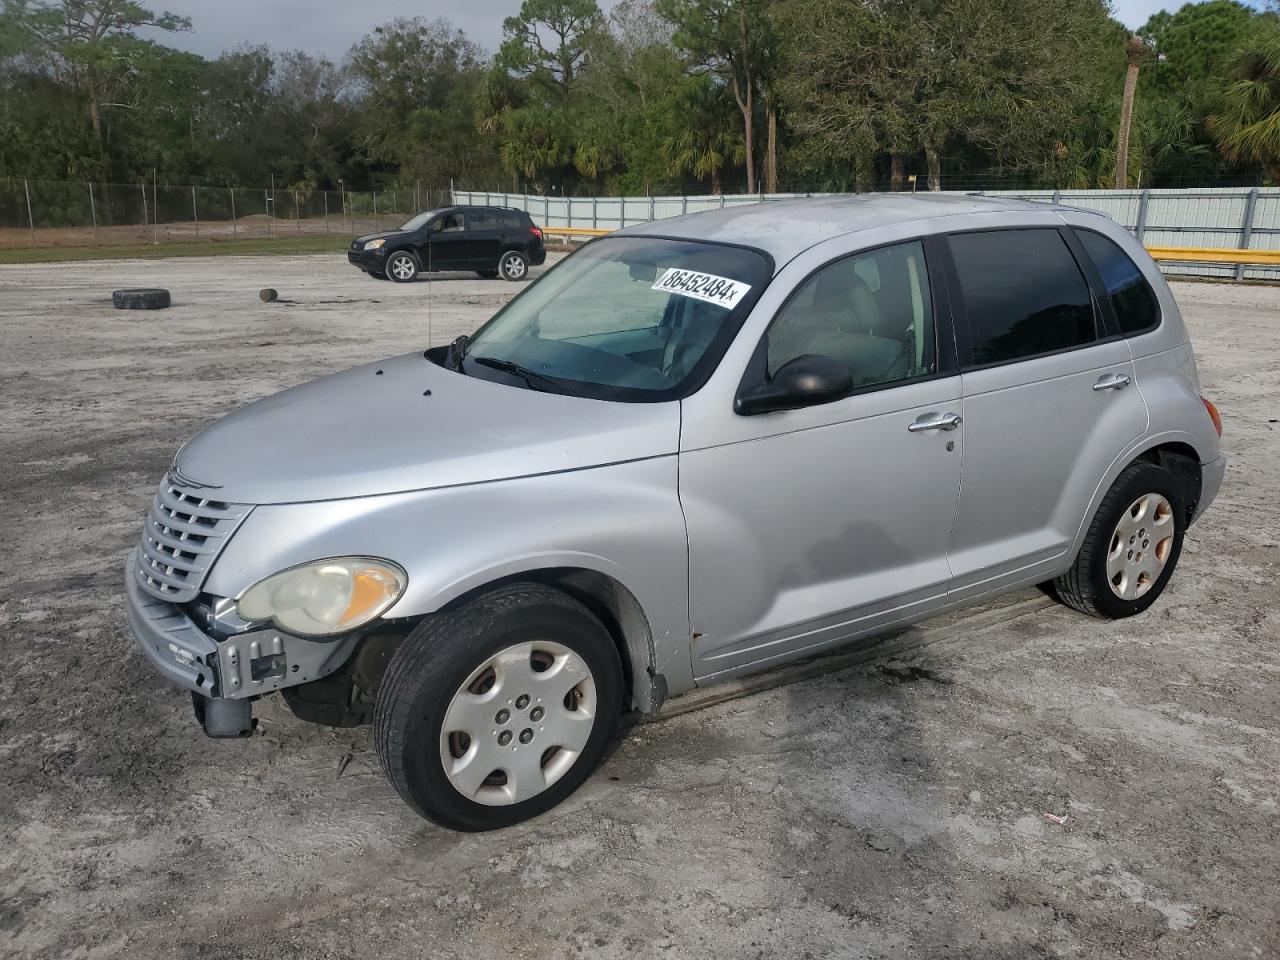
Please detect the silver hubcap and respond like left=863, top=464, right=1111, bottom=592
left=1106, top=493, right=1175, bottom=600
left=439, top=640, right=596, bottom=806
left=502, top=254, right=526, bottom=279
left=390, top=255, right=415, bottom=280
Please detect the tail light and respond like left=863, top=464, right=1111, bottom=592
left=530, top=226, right=543, bottom=241
left=1201, top=396, right=1223, bottom=437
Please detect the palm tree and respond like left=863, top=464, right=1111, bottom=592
left=1207, top=32, right=1280, bottom=183
left=1115, top=35, right=1148, bottom=189
left=661, top=80, right=745, bottom=194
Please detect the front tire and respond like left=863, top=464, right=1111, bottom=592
left=374, top=583, right=623, bottom=831
left=1052, top=461, right=1186, bottom=619
left=498, top=250, right=529, bottom=282
left=385, top=250, right=419, bottom=283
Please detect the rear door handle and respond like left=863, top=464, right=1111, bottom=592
left=908, top=412, right=962, bottom=433
left=1093, top=373, right=1131, bottom=392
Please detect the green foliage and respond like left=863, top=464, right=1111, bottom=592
left=498, top=0, right=604, bottom=100
left=1208, top=31, right=1280, bottom=180
left=0, top=0, right=1277, bottom=196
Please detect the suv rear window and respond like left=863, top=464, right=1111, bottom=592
left=950, top=229, right=1097, bottom=367
left=1075, top=229, right=1160, bottom=335
left=502, top=211, right=526, bottom=229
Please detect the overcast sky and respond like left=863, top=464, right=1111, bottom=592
left=138, top=1, right=1262, bottom=61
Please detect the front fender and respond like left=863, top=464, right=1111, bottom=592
left=203, top=456, right=693, bottom=698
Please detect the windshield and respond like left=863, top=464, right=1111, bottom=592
left=461, top=237, right=772, bottom=401
left=398, top=209, right=443, bottom=232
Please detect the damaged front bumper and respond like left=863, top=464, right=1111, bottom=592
left=125, top=550, right=360, bottom=731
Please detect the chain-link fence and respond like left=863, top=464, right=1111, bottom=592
left=0, top=179, right=451, bottom=250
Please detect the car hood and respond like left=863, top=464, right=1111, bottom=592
left=173, top=352, right=681, bottom=505
left=352, top=230, right=408, bottom=246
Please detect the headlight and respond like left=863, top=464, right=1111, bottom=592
left=363, top=238, right=386, bottom=251
left=236, top=558, right=406, bottom=636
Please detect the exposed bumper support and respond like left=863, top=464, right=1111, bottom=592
left=125, top=550, right=363, bottom=702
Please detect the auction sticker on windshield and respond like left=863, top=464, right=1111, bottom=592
left=651, top=269, right=752, bottom=309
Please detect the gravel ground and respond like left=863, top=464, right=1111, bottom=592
left=0, top=255, right=1277, bottom=960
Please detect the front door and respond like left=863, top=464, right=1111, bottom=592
left=942, top=227, right=1149, bottom=598
left=680, top=239, right=964, bottom=680
left=425, top=210, right=470, bottom=269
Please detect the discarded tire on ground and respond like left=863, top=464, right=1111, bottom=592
left=112, top=288, right=170, bottom=310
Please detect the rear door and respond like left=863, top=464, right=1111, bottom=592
left=943, top=227, right=1148, bottom=599
left=461, top=210, right=504, bottom=267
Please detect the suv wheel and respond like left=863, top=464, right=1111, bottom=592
left=374, top=583, right=623, bottom=831
left=386, top=250, right=419, bottom=282
left=498, top=250, right=529, bottom=281
left=1052, top=461, right=1186, bottom=619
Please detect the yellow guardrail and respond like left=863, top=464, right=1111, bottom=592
left=540, top=226, right=611, bottom=239
left=538, top=225, right=1277, bottom=267
left=1145, top=246, right=1280, bottom=266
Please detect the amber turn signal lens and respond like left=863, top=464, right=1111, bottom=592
left=1201, top=396, right=1223, bottom=437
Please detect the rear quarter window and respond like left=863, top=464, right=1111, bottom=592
left=1075, top=229, right=1161, bottom=335
left=949, top=228, right=1098, bottom=367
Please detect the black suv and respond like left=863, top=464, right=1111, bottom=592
left=348, top=206, right=547, bottom=282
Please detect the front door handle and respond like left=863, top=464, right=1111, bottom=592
left=908, top=412, right=962, bottom=433
left=1093, top=372, right=1131, bottom=392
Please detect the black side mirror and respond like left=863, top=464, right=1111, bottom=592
left=735, top=354, right=853, bottom=416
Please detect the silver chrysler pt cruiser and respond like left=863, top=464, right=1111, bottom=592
left=127, top=195, right=1224, bottom=830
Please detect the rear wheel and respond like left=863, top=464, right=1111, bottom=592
left=386, top=250, right=419, bottom=282
left=374, top=583, right=623, bottom=831
left=1052, top=461, right=1186, bottom=619
left=498, top=250, right=529, bottom=281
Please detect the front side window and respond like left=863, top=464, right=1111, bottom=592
left=399, top=209, right=443, bottom=232
left=950, top=229, right=1097, bottom=367
left=766, top=240, right=936, bottom=389
left=1075, top=229, right=1161, bottom=335
left=436, top=212, right=465, bottom=232
left=460, top=236, right=771, bottom=401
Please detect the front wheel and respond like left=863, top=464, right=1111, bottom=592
left=498, top=250, right=529, bottom=282
left=385, top=250, right=419, bottom=282
left=374, top=583, right=623, bottom=831
left=1052, top=461, right=1186, bottom=619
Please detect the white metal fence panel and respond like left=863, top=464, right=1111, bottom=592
left=457, top=187, right=1279, bottom=280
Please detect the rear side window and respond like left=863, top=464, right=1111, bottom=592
left=468, top=212, right=495, bottom=230
left=502, top=211, right=528, bottom=229
left=1076, top=230, right=1160, bottom=335
left=950, top=229, right=1097, bottom=367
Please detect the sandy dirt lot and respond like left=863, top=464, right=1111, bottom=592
left=0, top=255, right=1277, bottom=960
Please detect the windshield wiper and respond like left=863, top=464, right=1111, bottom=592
left=445, top=334, right=470, bottom=371
left=470, top=356, right=562, bottom=393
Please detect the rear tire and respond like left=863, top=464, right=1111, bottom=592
left=498, top=250, right=529, bottom=282
left=1052, top=461, right=1186, bottom=619
left=374, top=583, right=623, bottom=831
left=386, top=250, right=419, bottom=283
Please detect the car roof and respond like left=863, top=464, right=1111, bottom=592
left=615, top=194, right=1067, bottom=265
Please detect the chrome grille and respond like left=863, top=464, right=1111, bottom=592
left=134, top=479, right=251, bottom=603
